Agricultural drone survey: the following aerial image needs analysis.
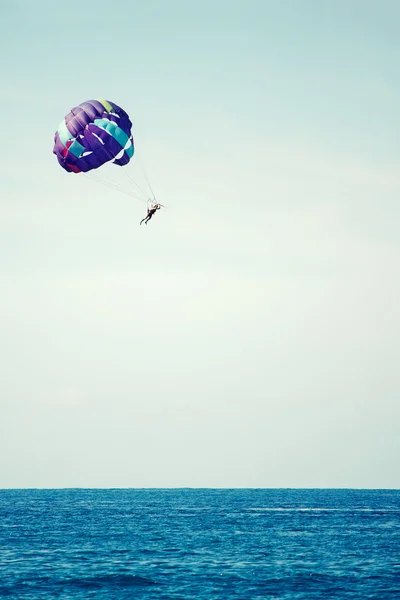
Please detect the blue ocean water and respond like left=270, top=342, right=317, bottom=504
left=0, top=489, right=399, bottom=599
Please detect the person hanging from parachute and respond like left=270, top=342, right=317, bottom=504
left=52, top=99, right=165, bottom=226
left=140, top=201, right=161, bottom=225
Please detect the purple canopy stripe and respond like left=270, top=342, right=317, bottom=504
left=53, top=100, right=134, bottom=174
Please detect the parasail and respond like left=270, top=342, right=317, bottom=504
left=53, top=99, right=134, bottom=174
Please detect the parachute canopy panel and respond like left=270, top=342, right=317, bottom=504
left=53, top=99, right=134, bottom=174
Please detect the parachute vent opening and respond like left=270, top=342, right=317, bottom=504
left=92, top=133, right=105, bottom=145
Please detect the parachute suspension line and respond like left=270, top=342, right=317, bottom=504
left=136, top=154, right=158, bottom=202
left=83, top=169, right=123, bottom=195
left=101, top=169, right=139, bottom=198
left=85, top=167, right=121, bottom=191
left=118, top=167, right=150, bottom=202
left=85, top=175, right=142, bottom=201
left=83, top=171, right=146, bottom=202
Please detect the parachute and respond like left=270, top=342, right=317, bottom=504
left=53, top=99, right=134, bottom=174
left=53, top=99, right=158, bottom=205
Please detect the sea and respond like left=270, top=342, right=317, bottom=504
left=0, top=488, right=399, bottom=599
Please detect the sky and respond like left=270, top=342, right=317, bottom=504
left=0, top=0, right=399, bottom=489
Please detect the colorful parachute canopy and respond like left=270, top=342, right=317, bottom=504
left=53, top=99, right=134, bottom=174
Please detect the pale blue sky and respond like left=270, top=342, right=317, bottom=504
left=1, top=0, right=399, bottom=488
